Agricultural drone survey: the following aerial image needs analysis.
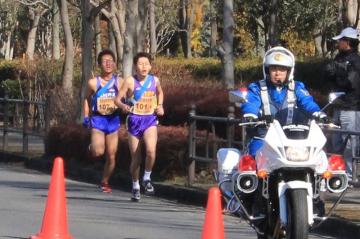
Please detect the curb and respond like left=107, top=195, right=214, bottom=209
left=1, top=152, right=359, bottom=238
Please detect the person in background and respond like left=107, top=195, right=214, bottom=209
left=114, top=52, right=164, bottom=202
left=325, top=27, right=360, bottom=181
left=83, top=49, right=123, bottom=193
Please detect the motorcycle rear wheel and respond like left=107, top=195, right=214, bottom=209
left=285, top=189, right=309, bottom=239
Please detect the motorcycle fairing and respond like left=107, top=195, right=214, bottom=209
left=256, top=120, right=328, bottom=173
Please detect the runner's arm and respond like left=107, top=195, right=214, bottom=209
left=114, top=77, right=132, bottom=112
left=83, top=78, right=96, bottom=117
left=155, top=77, right=164, bottom=116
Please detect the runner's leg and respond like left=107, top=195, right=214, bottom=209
left=102, top=130, right=119, bottom=184
left=143, top=126, right=157, bottom=173
left=128, top=134, right=142, bottom=182
left=91, top=129, right=105, bottom=157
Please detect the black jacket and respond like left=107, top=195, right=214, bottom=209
left=325, top=50, right=360, bottom=110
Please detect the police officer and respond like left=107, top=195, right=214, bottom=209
left=241, top=46, right=325, bottom=157
left=326, top=27, right=360, bottom=180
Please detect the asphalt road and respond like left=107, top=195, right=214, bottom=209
left=0, top=163, right=334, bottom=239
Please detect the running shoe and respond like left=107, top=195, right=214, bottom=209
left=142, top=180, right=155, bottom=195
left=131, top=188, right=141, bottom=202
left=100, top=182, right=112, bottom=193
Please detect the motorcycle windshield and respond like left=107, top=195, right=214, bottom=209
left=274, top=108, right=311, bottom=140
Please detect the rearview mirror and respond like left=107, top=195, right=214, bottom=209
left=328, top=92, right=345, bottom=104
left=321, top=92, right=345, bottom=112
left=229, top=88, right=248, bottom=107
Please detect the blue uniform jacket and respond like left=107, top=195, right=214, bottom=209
left=241, top=79, right=321, bottom=157
left=241, top=80, right=320, bottom=117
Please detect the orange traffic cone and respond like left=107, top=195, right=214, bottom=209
left=201, top=187, right=225, bottom=239
left=30, top=157, right=72, bottom=239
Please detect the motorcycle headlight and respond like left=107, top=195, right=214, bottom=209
left=285, top=146, right=309, bottom=162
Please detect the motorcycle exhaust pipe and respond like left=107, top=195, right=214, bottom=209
left=234, top=172, right=258, bottom=194
left=326, top=174, right=348, bottom=193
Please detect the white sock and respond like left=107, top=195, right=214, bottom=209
left=143, top=171, right=152, bottom=181
left=132, top=180, right=140, bottom=190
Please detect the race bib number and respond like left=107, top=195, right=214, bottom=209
left=97, top=97, right=117, bottom=115
left=132, top=92, right=157, bottom=115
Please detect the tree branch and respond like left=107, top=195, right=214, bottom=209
left=89, top=0, right=112, bottom=22
left=15, top=0, right=50, bottom=9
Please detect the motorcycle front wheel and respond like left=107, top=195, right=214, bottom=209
left=285, top=189, right=309, bottom=239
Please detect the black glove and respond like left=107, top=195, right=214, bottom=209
left=261, top=115, right=273, bottom=124
left=312, top=112, right=329, bottom=123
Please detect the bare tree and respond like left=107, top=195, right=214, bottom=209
left=95, top=14, right=102, bottom=57
left=218, top=0, right=234, bottom=89
left=52, top=0, right=60, bottom=59
left=342, top=0, right=360, bottom=27
left=154, top=0, right=177, bottom=54
left=57, top=0, right=74, bottom=94
left=123, top=0, right=138, bottom=77
left=90, top=0, right=126, bottom=65
left=149, top=0, right=156, bottom=57
left=17, top=0, right=50, bottom=60
left=268, top=0, right=278, bottom=48
left=137, top=0, right=149, bottom=52
left=209, top=0, right=217, bottom=57
left=179, top=0, right=194, bottom=58
left=0, top=1, right=19, bottom=60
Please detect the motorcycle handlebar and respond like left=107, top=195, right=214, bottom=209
left=238, top=120, right=341, bottom=129
left=238, top=120, right=267, bottom=127
left=317, top=122, right=341, bottom=129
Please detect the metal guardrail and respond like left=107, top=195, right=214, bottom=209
left=187, top=104, right=246, bottom=185
left=187, top=105, right=360, bottom=186
left=0, top=95, right=50, bottom=154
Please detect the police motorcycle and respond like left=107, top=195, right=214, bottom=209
left=214, top=46, right=348, bottom=239
left=216, top=89, right=349, bottom=239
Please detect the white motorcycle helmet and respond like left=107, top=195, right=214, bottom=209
left=262, top=46, right=295, bottom=84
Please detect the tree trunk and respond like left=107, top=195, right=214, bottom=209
left=185, top=2, right=193, bottom=59
left=79, top=0, right=95, bottom=120
left=313, top=28, right=323, bottom=57
left=255, top=17, right=266, bottom=57
left=123, top=0, right=138, bottom=78
left=95, top=15, right=102, bottom=57
left=52, top=0, right=61, bottom=60
left=5, top=30, right=13, bottom=60
left=149, top=0, right=156, bottom=57
left=137, top=0, right=148, bottom=52
left=112, top=0, right=125, bottom=64
left=179, top=0, right=187, bottom=56
left=210, top=0, right=217, bottom=57
left=109, top=24, right=118, bottom=60
left=220, top=0, right=234, bottom=89
left=91, top=0, right=125, bottom=65
left=57, top=0, right=74, bottom=95
left=179, top=0, right=193, bottom=58
left=26, top=9, right=41, bottom=60
left=268, top=0, right=278, bottom=48
left=346, top=0, right=358, bottom=26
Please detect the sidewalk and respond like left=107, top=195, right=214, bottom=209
left=1, top=151, right=359, bottom=238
